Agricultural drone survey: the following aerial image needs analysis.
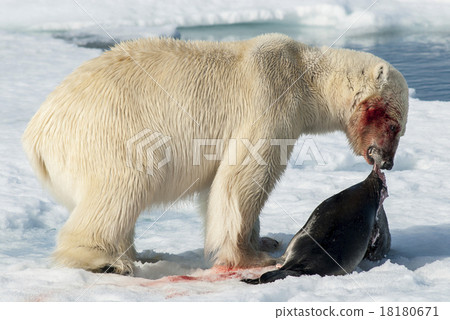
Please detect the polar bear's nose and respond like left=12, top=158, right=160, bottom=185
left=367, top=146, right=394, bottom=170
left=380, top=159, right=393, bottom=170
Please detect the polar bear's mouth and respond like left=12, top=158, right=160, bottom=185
left=366, top=146, right=394, bottom=170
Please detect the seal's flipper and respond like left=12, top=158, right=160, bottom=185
left=241, top=277, right=263, bottom=285
left=242, top=269, right=302, bottom=285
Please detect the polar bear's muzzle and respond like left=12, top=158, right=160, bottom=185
left=367, top=146, right=394, bottom=170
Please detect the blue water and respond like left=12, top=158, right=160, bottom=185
left=348, top=37, right=450, bottom=101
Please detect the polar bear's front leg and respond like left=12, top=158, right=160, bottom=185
left=204, top=142, right=282, bottom=267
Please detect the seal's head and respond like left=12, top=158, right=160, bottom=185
left=366, top=164, right=389, bottom=208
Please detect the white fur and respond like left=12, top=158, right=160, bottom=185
left=22, top=34, right=408, bottom=274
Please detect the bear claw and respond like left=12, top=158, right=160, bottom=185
left=93, top=263, right=133, bottom=276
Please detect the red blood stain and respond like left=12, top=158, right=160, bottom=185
left=212, top=265, right=241, bottom=273
left=165, top=290, right=190, bottom=299
left=138, top=266, right=276, bottom=288
left=358, top=96, right=403, bottom=144
left=360, top=97, right=392, bottom=128
left=365, top=107, right=387, bottom=124
left=168, top=275, right=199, bottom=282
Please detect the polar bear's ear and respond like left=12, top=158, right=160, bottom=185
left=372, top=62, right=389, bottom=85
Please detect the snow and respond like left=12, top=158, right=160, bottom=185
left=3, top=0, right=450, bottom=32
left=2, top=0, right=450, bottom=45
left=1, top=0, right=450, bottom=302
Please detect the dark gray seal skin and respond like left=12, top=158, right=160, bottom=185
left=243, top=168, right=388, bottom=284
left=365, top=204, right=391, bottom=261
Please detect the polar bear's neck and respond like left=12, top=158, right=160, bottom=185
left=298, top=46, right=380, bottom=134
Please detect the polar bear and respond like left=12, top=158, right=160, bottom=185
left=23, top=33, right=408, bottom=275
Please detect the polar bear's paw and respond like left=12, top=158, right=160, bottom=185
left=245, top=251, right=277, bottom=268
left=216, top=250, right=276, bottom=269
left=53, top=244, right=135, bottom=276
left=259, top=237, right=280, bottom=253
left=94, top=260, right=134, bottom=276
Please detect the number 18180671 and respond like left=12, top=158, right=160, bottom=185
left=380, top=306, right=438, bottom=317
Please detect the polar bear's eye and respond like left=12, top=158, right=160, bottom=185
left=389, top=125, right=397, bottom=132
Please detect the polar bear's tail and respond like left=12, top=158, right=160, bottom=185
left=22, top=126, right=50, bottom=186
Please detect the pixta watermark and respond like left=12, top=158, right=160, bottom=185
left=126, top=130, right=326, bottom=175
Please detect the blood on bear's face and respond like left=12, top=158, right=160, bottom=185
left=347, top=95, right=403, bottom=170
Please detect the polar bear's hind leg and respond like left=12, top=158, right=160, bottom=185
left=53, top=181, right=145, bottom=275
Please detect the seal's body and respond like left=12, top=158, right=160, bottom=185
left=243, top=169, right=388, bottom=284
left=365, top=205, right=391, bottom=261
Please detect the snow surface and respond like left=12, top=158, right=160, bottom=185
left=1, top=0, right=450, bottom=302
left=3, top=0, right=450, bottom=45
left=3, top=0, right=450, bottom=33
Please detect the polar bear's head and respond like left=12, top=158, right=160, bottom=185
left=346, top=62, right=409, bottom=170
